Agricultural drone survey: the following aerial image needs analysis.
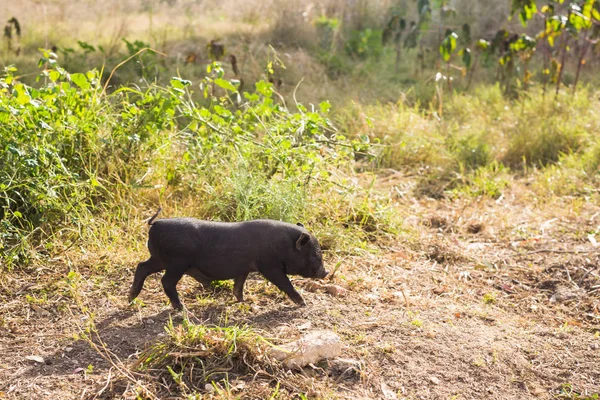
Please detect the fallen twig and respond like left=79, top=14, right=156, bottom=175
left=516, top=249, right=600, bottom=255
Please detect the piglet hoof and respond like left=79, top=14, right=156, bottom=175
left=127, top=292, right=137, bottom=304
left=292, top=296, right=306, bottom=307
left=171, top=302, right=184, bottom=311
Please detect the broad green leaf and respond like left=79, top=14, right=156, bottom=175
left=477, top=39, right=490, bottom=51
left=49, top=70, right=61, bottom=82
left=170, top=77, right=192, bottom=89
left=214, top=78, right=238, bottom=92
left=70, top=73, right=90, bottom=90
left=14, top=84, right=31, bottom=105
left=256, top=81, right=273, bottom=97
left=319, top=101, right=331, bottom=114
left=520, top=2, right=537, bottom=26
left=280, top=139, right=292, bottom=149
left=439, top=31, right=458, bottom=61
left=511, top=0, right=537, bottom=26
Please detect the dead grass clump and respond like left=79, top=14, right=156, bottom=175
left=423, top=215, right=452, bottom=232
left=424, top=242, right=464, bottom=264
left=127, top=317, right=345, bottom=398
left=466, top=221, right=485, bottom=234
left=413, top=173, right=454, bottom=199
left=134, top=319, right=272, bottom=395
left=510, top=254, right=600, bottom=330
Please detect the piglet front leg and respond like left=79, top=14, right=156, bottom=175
left=260, top=268, right=306, bottom=306
left=161, top=267, right=186, bottom=310
left=233, top=272, right=249, bottom=302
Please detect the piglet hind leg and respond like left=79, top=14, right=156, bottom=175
left=129, top=256, right=165, bottom=303
left=260, top=268, right=306, bottom=306
left=233, top=272, right=249, bottom=302
left=185, top=267, right=214, bottom=288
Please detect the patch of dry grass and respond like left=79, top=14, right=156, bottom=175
left=2, top=177, right=600, bottom=398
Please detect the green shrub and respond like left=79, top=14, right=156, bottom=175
left=0, top=54, right=373, bottom=267
left=345, top=29, right=384, bottom=60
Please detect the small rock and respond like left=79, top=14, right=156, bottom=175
left=270, top=330, right=342, bottom=369
left=230, top=380, right=246, bottom=391
left=364, top=293, right=380, bottom=303
left=329, top=358, right=362, bottom=380
left=304, top=282, right=325, bottom=292
left=466, top=242, right=488, bottom=251
left=297, top=321, right=312, bottom=330
left=204, top=383, right=215, bottom=393
left=25, top=355, right=45, bottom=364
left=429, top=376, right=441, bottom=385
left=326, top=285, right=347, bottom=297
left=144, top=318, right=155, bottom=325
left=590, top=343, right=599, bottom=350
left=433, top=286, right=449, bottom=296
left=30, top=304, right=51, bottom=317
left=381, top=382, right=397, bottom=399
left=65, top=347, right=73, bottom=353
left=550, top=286, right=584, bottom=303
left=329, top=357, right=362, bottom=374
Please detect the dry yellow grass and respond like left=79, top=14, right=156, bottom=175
left=1, top=173, right=599, bottom=399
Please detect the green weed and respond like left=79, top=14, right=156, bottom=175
left=483, top=292, right=497, bottom=305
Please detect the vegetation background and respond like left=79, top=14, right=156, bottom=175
left=0, top=0, right=599, bottom=399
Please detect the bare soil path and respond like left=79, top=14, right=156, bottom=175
left=1, top=184, right=599, bottom=399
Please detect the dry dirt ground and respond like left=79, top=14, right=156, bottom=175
left=1, top=180, right=599, bottom=399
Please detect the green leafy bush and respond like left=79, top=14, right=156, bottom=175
left=345, top=29, right=384, bottom=59
left=0, top=54, right=372, bottom=266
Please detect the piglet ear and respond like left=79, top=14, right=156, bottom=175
left=296, top=222, right=304, bottom=228
left=296, top=232, right=310, bottom=250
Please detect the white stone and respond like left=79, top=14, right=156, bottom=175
left=270, top=330, right=342, bottom=369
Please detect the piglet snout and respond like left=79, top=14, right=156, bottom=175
left=317, top=269, right=329, bottom=279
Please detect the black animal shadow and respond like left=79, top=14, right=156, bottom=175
left=13, top=308, right=176, bottom=382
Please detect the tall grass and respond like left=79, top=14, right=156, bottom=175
left=336, top=84, right=600, bottom=198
